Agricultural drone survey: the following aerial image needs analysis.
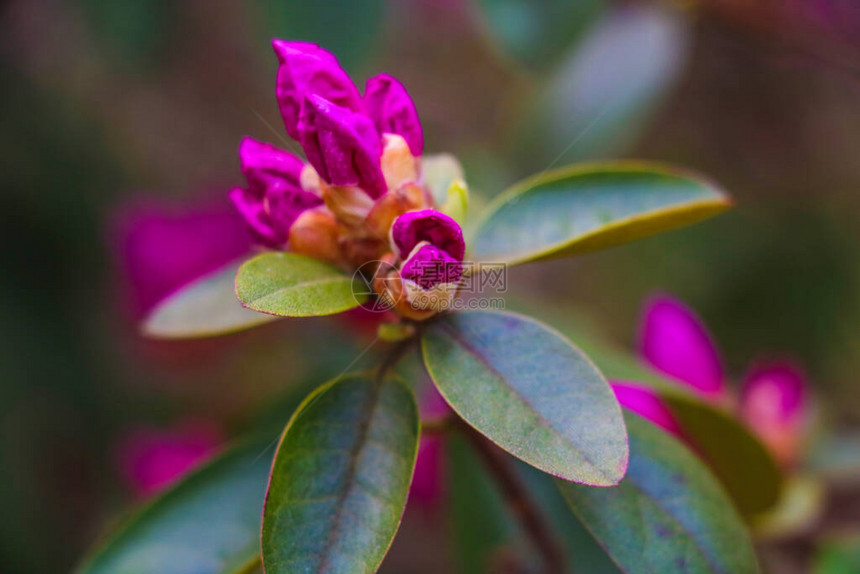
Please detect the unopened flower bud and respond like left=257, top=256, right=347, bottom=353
left=391, top=209, right=465, bottom=261
left=288, top=208, right=341, bottom=265
left=380, top=134, right=419, bottom=191
left=399, top=243, right=462, bottom=314
left=739, top=362, right=809, bottom=467
left=229, top=187, right=285, bottom=248
left=272, top=40, right=362, bottom=140
left=610, top=382, right=683, bottom=437
left=321, top=183, right=375, bottom=227
left=239, top=137, right=306, bottom=191
left=364, top=74, right=424, bottom=156
left=299, top=94, right=386, bottom=198
left=365, top=183, right=430, bottom=239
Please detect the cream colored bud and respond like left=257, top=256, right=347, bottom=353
left=300, top=165, right=322, bottom=196
left=381, top=134, right=419, bottom=191
left=365, top=183, right=430, bottom=239
left=321, top=182, right=374, bottom=227
left=288, top=208, right=341, bottom=265
left=402, top=279, right=459, bottom=313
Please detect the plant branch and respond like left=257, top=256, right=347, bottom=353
left=460, top=422, right=566, bottom=574
left=375, top=336, right=416, bottom=382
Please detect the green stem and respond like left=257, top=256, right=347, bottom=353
left=460, top=421, right=566, bottom=574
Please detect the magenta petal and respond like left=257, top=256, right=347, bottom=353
left=238, top=137, right=306, bottom=190
left=739, top=360, right=809, bottom=465
left=391, top=209, right=465, bottom=261
left=409, top=386, right=450, bottom=507
left=740, top=360, right=808, bottom=425
left=272, top=40, right=362, bottom=140
left=638, top=294, right=725, bottom=397
left=298, top=94, right=386, bottom=198
left=401, top=244, right=463, bottom=289
left=115, top=420, right=222, bottom=497
left=228, top=187, right=284, bottom=248
left=364, top=74, right=424, bottom=156
left=265, top=180, right=324, bottom=231
left=611, top=382, right=683, bottom=436
left=111, top=194, right=252, bottom=317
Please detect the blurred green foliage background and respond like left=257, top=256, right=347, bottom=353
left=1, top=0, right=859, bottom=572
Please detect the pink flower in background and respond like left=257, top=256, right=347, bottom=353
left=740, top=361, right=809, bottom=466
left=409, top=385, right=450, bottom=508
left=612, top=293, right=811, bottom=467
left=637, top=294, right=725, bottom=401
left=610, top=382, right=683, bottom=437
left=111, top=194, right=252, bottom=318
left=115, top=420, right=222, bottom=497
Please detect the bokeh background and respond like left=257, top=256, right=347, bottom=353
left=1, top=0, right=859, bottom=572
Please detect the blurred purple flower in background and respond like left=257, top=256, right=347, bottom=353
left=111, top=194, right=252, bottom=319
left=740, top=360, right=809, bottom=466
left=115, top=419, right=222, bottom=497
left=409, top=386, right=450, bottom=508
left=613, top=293, right=811, bottom=466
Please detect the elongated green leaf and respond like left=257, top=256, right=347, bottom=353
left=142, top=258, right=279, bottom=339
left=558, top=413, right=760, bottom=574
left=262, top=374, right=419, bottom=574
left=515, top=301, right=782, bottom=515
left=77, top=435, right=273, bottom=574
left=236, top=252, right=364, bottom=317
left=421, top=311, right=628, bottom=485
left=518, top=4, right=689, bottom=165
left=472, top=162, right=731, bottom=265
left=475, top=0, right=605, bottom=70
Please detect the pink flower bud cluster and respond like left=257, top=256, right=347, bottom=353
left=612, top=294, right=811, bottom=467
left=230, top=41, right=466, bottom=319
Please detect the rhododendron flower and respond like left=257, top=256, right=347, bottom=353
left=612, top=293, right=811, bottom=467
left=230, top=40, right=467, bottom=321
left=229, top=138, right=323, bottom=249
left=111, top=195, right=252, bottom=318
left=115, top=420, right=222, bottom=497
left=637, top=294, right=725, bottom=401
left=740, top=361, right=809, bottom=466
left=610, top=382, right=683, bottom=437
left=409, top=386, right=450, bottom=507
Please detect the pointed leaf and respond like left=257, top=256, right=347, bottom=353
left=261, top=374, right=419, bottom=574
left=142, top=258, right=279, bottom=339
left=472, top=162, right=731, bottom=265
left=236, top=252, right=365, bottom=317
left=558, top=413, right=760, bottom=574
left=77, top=435, right=273, bottom=574
left=421, top=311, right=628, bottom=485
left=516, top=301, right=783, bottom=515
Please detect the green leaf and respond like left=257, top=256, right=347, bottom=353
left=236, top=252, right=365, bottom=318
left=475, top=0, right=605, bottom=71
left=421, top=311, right=628, bottom=485
left=142, top=258, right=279, bottom=339
left=558, top=413, right=760, bottom=574
left=662, top=396, right=783, bottom=516
left=518, top=4, right=689, bottom=164
left=814, top=537, right=860, bottom=574
left=261, top=374, right=419, bottom=574
left=422, top=153, right=465, bottom=206
left=471, top=162, right=731, bottom=265
left=521, top=303, right=783, bottom=516
left=77, top=435, right=273, bottom=574
left=752, top=474, right=824, bottom=540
